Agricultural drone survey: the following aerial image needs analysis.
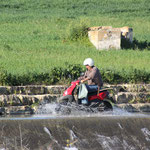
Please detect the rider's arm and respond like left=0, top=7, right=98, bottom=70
left=81, top=77, right=90, bottom=83
left=81, top=68, right=96, bottom=83
left=79, top=71, right=88, bottom=82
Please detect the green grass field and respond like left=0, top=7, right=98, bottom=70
left=0, top=0, right=150, bottom=84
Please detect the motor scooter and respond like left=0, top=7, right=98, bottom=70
left=55, top=80, right=114, bottom=114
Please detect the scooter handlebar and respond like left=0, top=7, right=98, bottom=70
left=71, top=80, right=80, bottom=85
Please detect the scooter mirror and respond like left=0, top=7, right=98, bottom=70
left=80, top=72, right=85, bottom=76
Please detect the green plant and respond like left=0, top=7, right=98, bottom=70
left=67, top=22, right=88, bottom=41
left=0, top=67, right=7, bottom=85
left=65, top=64, right=84, bottom=79
left=0, top=0, right=150, bottom=85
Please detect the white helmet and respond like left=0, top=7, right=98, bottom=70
left=83, top=58, right=94, bottom=66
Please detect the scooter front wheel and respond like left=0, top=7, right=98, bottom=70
left=57, top=95, right=74, bottom=104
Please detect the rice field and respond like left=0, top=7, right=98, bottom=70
left=0, top=0, right=150, bottom=77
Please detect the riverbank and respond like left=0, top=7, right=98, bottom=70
left=0, top=84, right=149, bottom=115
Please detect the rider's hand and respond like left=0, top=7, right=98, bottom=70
left=81, top=78, right=88, bottom=83
left=81, top=80, right=84, bottom=83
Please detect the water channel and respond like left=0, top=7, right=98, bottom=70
left=0, top=104, right=150, bottom=150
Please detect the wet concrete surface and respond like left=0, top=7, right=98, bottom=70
left=0, top=113, right=150, bottom=150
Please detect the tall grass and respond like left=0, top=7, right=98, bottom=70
left=0, top=0, right=150, bottom=84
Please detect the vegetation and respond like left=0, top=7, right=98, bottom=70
left=0, top=0, right=150, bottom=85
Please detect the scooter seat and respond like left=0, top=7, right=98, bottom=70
left=85, top=85, right=98, bottom=93
left=88, top=89, right=107, bottom=96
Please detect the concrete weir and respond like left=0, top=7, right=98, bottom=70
left=0, top=116, right=150, bottom=150
left=0, top=84, right=150, bottom=115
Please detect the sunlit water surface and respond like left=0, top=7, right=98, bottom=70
left=1, top=103, right=150, bottom=121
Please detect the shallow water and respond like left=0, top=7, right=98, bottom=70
left=1, top=103, right=150, bottom=120
left=0, top=103, right=150, bottom=150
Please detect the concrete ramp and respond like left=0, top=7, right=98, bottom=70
left=0, top=116, right=150, bottom=150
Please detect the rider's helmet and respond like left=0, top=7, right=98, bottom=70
left=83, top=58, right=94, bottom=67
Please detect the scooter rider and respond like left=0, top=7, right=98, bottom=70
left=78, top=58, right=103, bottom=96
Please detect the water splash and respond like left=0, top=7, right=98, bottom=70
left=112, top=106, right=132, bottom=116
left=43, top=126, right=63, bottom=149
left=43, top=126, right=79, bottom=150
left=141, top=128, right=150, bottom=142
left=44, top=127, right=52, bottom=139
left=95, top=134, right=136, bottom=150
left=36, top=103, right=58, bottom=115
left=34, top=102, right=150, bottom=119
left=117, top=122, right=123, bottom=129
left=70, top=130, right=78, bottom=141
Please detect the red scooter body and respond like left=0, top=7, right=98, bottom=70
left=63, top=80, right=108, bottom=101
left=63, top=80, right=80, bottom=96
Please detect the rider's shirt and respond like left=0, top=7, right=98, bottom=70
left=79, top=66, right=103, bottom=88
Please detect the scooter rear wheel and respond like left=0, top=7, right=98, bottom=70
left=55, top=103, right=72, bottom=115
left=98, top=100, right=113, bottom=112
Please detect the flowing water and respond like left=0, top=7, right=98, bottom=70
left=0, top=103, right=150, bottom=150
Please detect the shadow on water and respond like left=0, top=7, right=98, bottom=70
left=121, top=37, right=150, bottom=50
left=0, top=103, right=150, bottom=150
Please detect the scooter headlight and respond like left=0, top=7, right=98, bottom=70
left=64, top=91, right=68, bottom=95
